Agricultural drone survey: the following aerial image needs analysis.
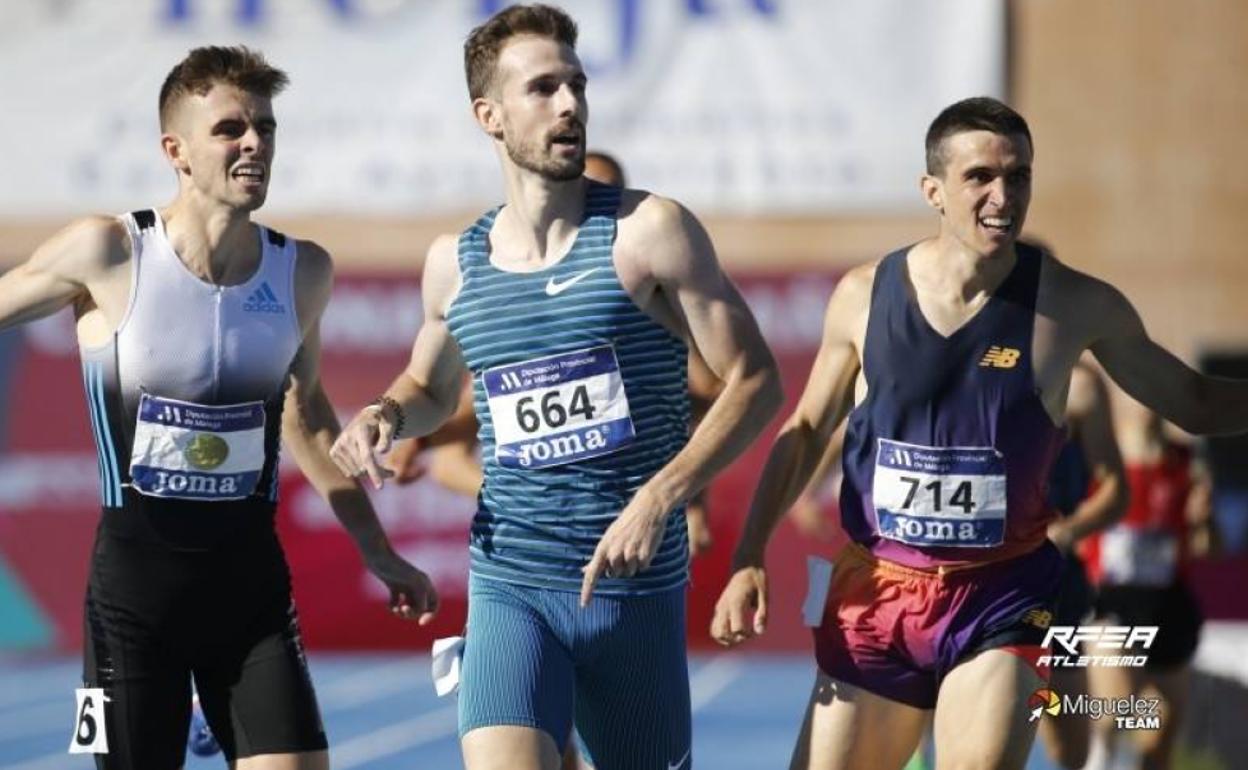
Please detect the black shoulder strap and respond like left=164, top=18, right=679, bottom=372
left=131, top=209, right=156, bottom=230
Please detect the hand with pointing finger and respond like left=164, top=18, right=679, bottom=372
left=580, top=487, right=669, bottom=607
left=330, top=402, right=398, bottom=489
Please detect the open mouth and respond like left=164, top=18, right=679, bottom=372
left=549, top=127, right=583, bottom=150
left=979, top=215, right=1013, bottom=234
left=232, top=165, right=266, bottom=185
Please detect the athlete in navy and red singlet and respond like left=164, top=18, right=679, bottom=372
left=713, top=97, right=1248, bottom=770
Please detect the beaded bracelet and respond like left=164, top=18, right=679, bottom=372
left=370, top=395, right=406, bottom=438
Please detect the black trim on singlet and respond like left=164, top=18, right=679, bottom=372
left=266, top=229, right=287, bottom=248
left=131, top=209, right=157, bottom=230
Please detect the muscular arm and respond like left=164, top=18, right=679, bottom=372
left=633, top=197, right=783, bottom=511
left=1048, top=362, right=1127, bottom=549
left=0, top=217, right=123, bottom=332
left=1085, top=276, right=1248, bottom=435
left=711, top=264, right=870, bottom=643
left=580, top=196, right=782, bottom=602
left=377, top=235, right=469, bottom=436
left=285, top=241, right=437, bottom=621
left=732, top=266, right=870, bottom=567
left=330, top=235, right=469, bottom=486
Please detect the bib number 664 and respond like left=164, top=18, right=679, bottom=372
left=515, top=386, right=596, bottom=433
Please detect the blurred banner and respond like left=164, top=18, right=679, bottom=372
left=0, top=270, right=843, bottom=652
left=1, top=0, right=1003, bottom=216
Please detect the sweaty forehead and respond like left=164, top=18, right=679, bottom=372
left=494, top=35, right=582, bottom=90
left=943, top=130, right=1032, bottom=170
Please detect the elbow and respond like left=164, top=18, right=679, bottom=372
left=752, top=359, right=785, bottom=423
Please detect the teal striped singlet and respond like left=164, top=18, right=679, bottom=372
left=446, top=182, right=690, bottom=595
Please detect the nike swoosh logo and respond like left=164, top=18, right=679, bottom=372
left=667, top=748, right=691, bottom=770
left=545, top=267, right=600, bottom=296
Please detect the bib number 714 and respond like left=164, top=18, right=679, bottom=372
left=897, top=476, right=977, bottom=514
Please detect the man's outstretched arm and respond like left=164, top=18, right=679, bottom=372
left=1086, top=276, right=1248, bottom=435
left=0, top=217, right=123, bottom=332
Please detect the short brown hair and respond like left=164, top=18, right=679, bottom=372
left=925, top=97, right=1032, bottom=176
left=158, top=46, right=289, bottom=128
left=463, top=4, right=578, bottom=100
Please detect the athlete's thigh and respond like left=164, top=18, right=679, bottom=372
left=790, top=670, right=928, bottom=770
left=574, top=589, right=690, bottom=770
left=463, top=726, right=563, bottom=770
left=933, top=649, right=1045, bottom=770
left=194, top=610, right=327, bottom=763
left=79, top=536, right=194, bottom=769
left=1128, top=664, right=1189, bottom=759
left=459, top=576, right=576, bottom=758
left=1036, top=666, right=1090, bottom=770
left=1085, top=657, right=1133, bottom=740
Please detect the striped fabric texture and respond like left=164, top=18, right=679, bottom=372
left=447, top=183, right=691, bottom=596
left=458, top=574, right=691, bottom=769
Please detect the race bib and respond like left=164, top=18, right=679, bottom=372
left=1100, top=527, right=1179, bottom=587
left=483, top=345, right=635, bottom=469
left=129, top=394, right=266, bottom=500
left=67, top=687, right=109, bottom=755
left=873, top=438, right=1007, bottom=547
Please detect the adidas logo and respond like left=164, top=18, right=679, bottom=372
left=243, top=282, right=285, bottom=314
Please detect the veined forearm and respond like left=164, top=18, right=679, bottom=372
left=733, top=421, right=831, bottom=566
left=285, top=397, right=393, bottom=556
left=381, top=372, right=459, bottom=440
left=647, top=364, right=782, bottom=514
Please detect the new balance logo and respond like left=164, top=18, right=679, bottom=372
left=545, top=268, right=600, bottom=296
left=979, top=346, right=1020, bottom=369
left=243, top=282, right=285, bottom=314
left=1022, top=608, right=1054, bottom=630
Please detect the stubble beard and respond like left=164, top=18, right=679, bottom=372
left=505, top=134, right=584, bottom=182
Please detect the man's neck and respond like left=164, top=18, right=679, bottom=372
left=161, top=195, right=257, bottom=285
left=495, top=164, right=587, bottom=267
left=912, top=233, right=1018, bottom=305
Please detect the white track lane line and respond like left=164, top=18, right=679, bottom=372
left=330, top=704, right=459, bottom=769
left=689, top=654, right=745, bottom=713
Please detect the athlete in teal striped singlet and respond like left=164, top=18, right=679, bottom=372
left=330, top=6, right=782, bottom=770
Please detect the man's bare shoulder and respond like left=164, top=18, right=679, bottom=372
left=616, top=189, right=687, bottom=242
left=834, top=260, right=880, bottom=303
left=293, top=238, right=333, bottom=286
left=37, top=215, right=130, bottom=280
left=289, top=237, right=336, bottom=323
left=422, top=233, right=463, bottom=318
left=1038, top=250, right=1128, bottom=321
left=614, top=190, right=710, bottom=282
